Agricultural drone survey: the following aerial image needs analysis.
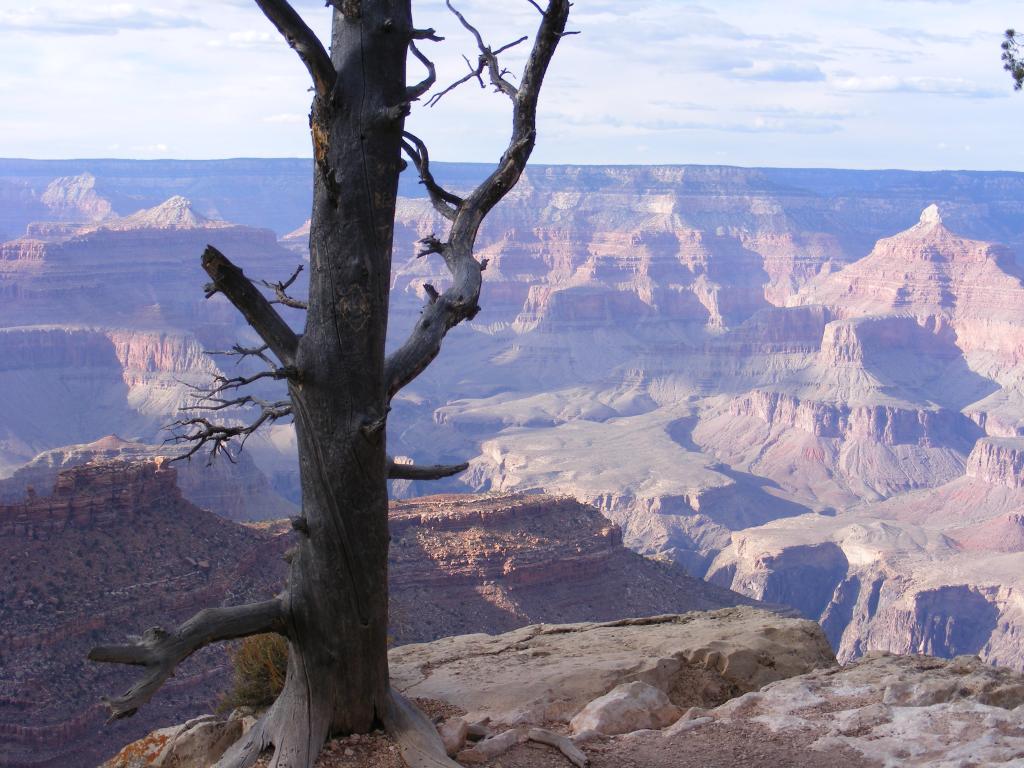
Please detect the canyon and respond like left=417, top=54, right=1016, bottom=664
left=0, top=461, right=747, bottom=768
left=4, top=160, right=1024, bottom=714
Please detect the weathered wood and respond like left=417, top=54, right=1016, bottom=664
left=528, top=728, right=590, bottom=767
left=384, top=0, right=571, bottom=400
left=253, top=0, right=335, bottom=95
left=89, top=599, right=286, bottom=720
left=387, top=457, right=469, bottom=479
left=382, top=688, right=463, bottom=768
left=201, top=246, right=299, bottom=367
left=260, top=264, right=308, bottom=309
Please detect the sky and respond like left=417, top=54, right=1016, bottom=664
left=0, top=0, right=1020, bottom=170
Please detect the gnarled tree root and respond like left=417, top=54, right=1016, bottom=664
left=382, top=689, right=464, bottom=768
left=212, top=688, right=461, bottom=768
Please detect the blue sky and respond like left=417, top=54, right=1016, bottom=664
left=0, top=0, right=1020, bottom=170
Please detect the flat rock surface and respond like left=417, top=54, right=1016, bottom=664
left=390, top=606, right=835, bottom=725
left=608, top=652, right=1024, bottom=768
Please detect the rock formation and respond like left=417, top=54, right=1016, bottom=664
left=108, top=612, right=1024, bottom=768
left=4, top=161, right=1024, bottom=682
left=0, top=460, right=287, bottom=768
left=1, top=466, right=750, bottom=768
left=387, top=493, right=756, bottom=643
left=0, top=435, right=297, bottom=522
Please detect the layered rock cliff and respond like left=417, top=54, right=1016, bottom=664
left=0, top=460, right=286, bottom=768
left=0, top=461, right=752, bottom=768
left=0, top=435, right=297, bottom=522
left=387, top=493, right=754, bottom=643
left=4, top=163, right=1024, bottom=685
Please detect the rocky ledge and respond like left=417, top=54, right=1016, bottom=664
left=106, top=606, right=1024, bottom=767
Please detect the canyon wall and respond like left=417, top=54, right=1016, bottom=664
left=4, top=161, right=1024, bottom=683
left=0, top=462, right=750, bottom=768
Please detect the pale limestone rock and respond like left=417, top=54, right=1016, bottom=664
left=390, top=606, right=835, bottom=726
left=102, top=718, right=242, bottom=768
left=696, top=652, right=1024, bottom=767
left=918, top=203, right=942, bottom=226
left=569, top=681, right=682, bottom=735
left=163, top=717, right=243, bottom=768
left=437, top=717, right=470, bottom=757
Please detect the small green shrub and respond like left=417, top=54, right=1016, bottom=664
left=218, top=633, right=288, bottom=713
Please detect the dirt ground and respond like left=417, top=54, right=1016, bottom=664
left=286, top=717, right=880, bottom=768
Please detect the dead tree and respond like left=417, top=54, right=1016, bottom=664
left=87, top=1, right=571, bottom=767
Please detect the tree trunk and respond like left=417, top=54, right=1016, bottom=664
left=89, top=2, right=570, bottom=766
left=276, top=0, right=411, bottom=747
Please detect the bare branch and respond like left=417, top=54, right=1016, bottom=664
left=406, top=42, right=437, bottom=102
left=384, top=0, right=571, bottom=400
left=168, top=398, right=293, bottom=463
left=202, top=246, right=300, bottom=368
left=191, top=367, right=297, bottom=399
left=417, top=234, right=446, bottom=258
left=425, top=55, right=486, bottom=108
left=260, top=264, right=308, bottom=310
left=401, top=133, right=463, bottom=220
left=253, top=0, right=335, bottom=96
left=469, top=0, right=571, bottom=217
left=206, top=343, right=278, bottom=371
left=89, top=598, right=287, bottom=720
left=527, top=729, right=589, bottom=768
left=412, top=27, right=445, bottom=42
left=524, top=0, right=545, bottom=14
left=447, top=0, right=524, bottom=99
left=387, top=457, right=469, bottom=480
left=426, top=2, right=528, bottom=106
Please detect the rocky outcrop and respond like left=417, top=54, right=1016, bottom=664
left=387, top=493, right=756, bottom=643
left=569, top=681, right=682, bottom=736
left=0, top=196, right=300, bottom=330
left=646, top=652, right=1024, bottom=768
left=389, top=607, right=835, bottom=726
left=0, top=460, right=175, bottom=537
left=726, top=389, right=974, bottom=447
left=94, top=196, right=227, bottom=232
left=0, top=198, right=301, bottom=478
left=101, top=714, right=251, bottom=768
left=39, top=173, right=114, bottom=223
left=0, top=327, right=221, bottom=474
left=0, top=460, right=288, bottom=768
left=794, top=204, right=1024, bottom=383
left=2, top=477, right=756, bottom=768
left=106, top=624, right=1024, bottom=768
left=966, top=436, right=1024, bottom=488
left=708, top=506, right=1024, bottom=671
left=0, top=435, right=297, bottom=522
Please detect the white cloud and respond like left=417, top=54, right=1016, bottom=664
left=831, top=74, right=1005, bottom=98
left=0, top=0, right=1020, bottom=170
left=733, top=62, right=826, bottom=82
left=0, top=4, right=204, bottom=35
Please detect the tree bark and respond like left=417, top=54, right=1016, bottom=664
left=274, top=0, right=411, bottom=745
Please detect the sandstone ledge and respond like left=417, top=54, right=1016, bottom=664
left=389, top=606, right=835, bottom=725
